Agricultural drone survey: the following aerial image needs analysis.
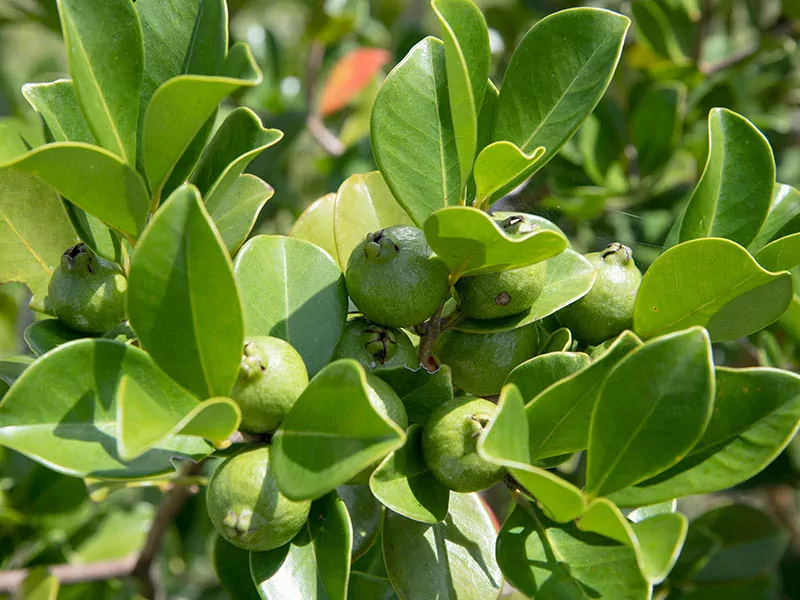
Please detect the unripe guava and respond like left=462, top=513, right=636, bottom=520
left=206, top=446, right=311, bottom=552
left=333, top=317, right=418, bottom=370
left=231, top=337, right=309, bottom=433
left=454, top=261, right=547, bottom=320
left=345, top=226, right=450, bottom=328
left=557, top=243, right=642, bottom=346
left=421, top=396, right=504, bottom=492
left=432, top=322, right=540, bottom=396
left=47, top=243, right=127, bottom=333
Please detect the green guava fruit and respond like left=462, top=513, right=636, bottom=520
left=345, top=225, right=450, bottom=328
left=47, top=243, right=127, bottom=333
left=206, top=445, right=311, bottom=552
left=432, top=322, right=541, bottom=396
left=557, top=243, right=642, bottom=346
left=230, top=337, right=309, bottom=433
left=454, top=261, right=547, bottom=320
left=332, top=317, right=418, bottom=370
left=421, top=396, right=504, bottom=492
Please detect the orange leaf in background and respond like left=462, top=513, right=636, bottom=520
left=318, top=48, right=391, bottom=117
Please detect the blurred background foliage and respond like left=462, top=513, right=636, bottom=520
left=0, top=0, right=798, bottom=598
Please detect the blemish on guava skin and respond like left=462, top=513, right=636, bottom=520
left=652, top=306, right=659, bottom=312
left=494, top=291, right=511, bottom=306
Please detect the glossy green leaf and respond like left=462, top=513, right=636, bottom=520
left=370, top=424, right=450, bottom=523
left=309, top=492, right=352, bottom=600
left=371, top=37, right=460, bottom=226
left=333, top=171, right=414, bottom=267
left=128, top=184, right=243, bottom=399
left=143, top=43, right=262, bottom=195
left=587, top=327, right=714, bottom=498
left=748, top=183, right=800, bottom=252
left=493, top=8, right=630, bottom=192
left=633, top=238, right=794, bottom=341
left=474, top=142, right=545, bottom=207
left=756, top=233, right=800, bottom=272
left=57, top=0, right=143, bottom=163
left=507, top=351, right=590, bottom=403
left=234, top=235, right=347, bottom=375
left=1, top=143, right=150, bottom=237
left=0, top=170, right=77, bottom=299
left=432, top=0, right=490, bottom=187
left=679, top=108, right=775, bottom=247
left=630, top=83, right=684, bottom=177
left=349, top=539, right=397, bottom=599
left=62, top=201, right=121, bottom=263
left=250, top=528, right=318, bottom=599
left=611, top=367, right=800, bottom=506
left=541, top=327, right=573, bottom=353
left=289, top=194, right=338, bottom=264
left=524, top=330, right=642, bottom=461
left=212, top=535, right=261, bottom=600
left=337, top=485, right=383, bottom=560
left=0, top=339, right=211, bottom=478
left=383, top=491, right=502, bottom=599
left=424, top=206, right=567, bottom=278
left=22, top=79, right=95, bottom=144
left=192, top=107, right=282, bottom=203
left=374, top=365, right=452, bottom=425
left=273, top=360, right=406, bottom=501
left=496, top=501, right=649, bottom=600
left=0, top=355, right=33, bottom=386
left=207, top=174, right=274, bottom=255
left=24, top=319, right=89, bottom=357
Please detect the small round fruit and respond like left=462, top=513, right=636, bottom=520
left=421, top=396, right=504, bottom=492
left=231, top=337, right=308, bottom=433
left=333, top=317, right=418, bottom=370
left=454, top=261, right=547, bottom=320
left=206, top=446, right=311, bottom=552
left=432, top=322, right=541, bottom=396
left=557, top=243, right=642, bottom=346
left=47, top=243, right=127, bottom=333
left=345, top=226, right=450, bottom=328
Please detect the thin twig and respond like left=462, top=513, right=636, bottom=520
left=0, top=556, right=137, bottom=591
left=417, top=301, right=446, bottom=372
left=306, top=41, right=345, bottom=157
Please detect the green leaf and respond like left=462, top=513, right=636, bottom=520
left=630, top=0, right=687, bottom=62
left=679, top=108, right=775, bottom=247
left=349, top=540, right=398, bottom=599
left=0, top=170, right=77, bottom=299
left=207, top=174, right=274, bottom=255
left=192, top=107, right=282, bottom=203
left=62, top=201, right=121, bottom=263
left=493, top=8, right=630, bottom=192
left=19, top=568, right=59, bottom=600
left=633, top=238, right=794, bottom=341
left=143, top=43, right=262, bottom=195
left=424, top=206, right=567, bottom=278
left=22, top=79, right=95, bottom=144
left=333, top=171, right=414, bottom=267
left=586, top=327, right=714, bottom=498
left=507, top=351, right=590, bottom=403
left=673, top=575, right=779, bottom=599
left=234, top=235, right=347, bottom=375
left=25, top=319, right=89, bottom=356
left=250, top=528, right=318, bottom=599
left=57, top=0, right=143, bottom=164
left=0, top=355, right=33, bottom=386
left=473, top=142, right=545, bottom=207
left=337, top=484, right=382, bottom=560
left=478, top=384, right=586, bottom=522
left=495, top=501, right=649, bottom=600
left=128, top=184, right=243, bottom=399
left=273, top=360, right=406, bottom=501
left=432, top=0, right=490, bottom=188
left=370, top=424, right=450, bottom=523
left=382, top=491, right=502, bottom=599
left=1, top=143, right=150, bottom=237
left=748, top=183, right=800, bottom=253
left=308, top=492, right=352, bottom=600
left=524, top=331, right=642, bottom=461
left=630, top=83, right=684, bottom=177
left=0, top=339, right=211, bottom=478
left=541, top=328, right=573, bottom=353
left=213, top=535, right=261, bottom=600
left=371, top=37, right=460, bottom=226
left=475, top=80, right=498, bottom=157
left=755, top=233, right=800, bottom=272
left=374, top=365, right=453, bottom=424
left=289, top=194, right=339, bottom=264
left=611, top=367, right=800, bottom=506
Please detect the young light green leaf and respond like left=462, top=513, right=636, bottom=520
left=22, top=79, right=95, bottom=144
left=288, top=194, right=338, bottom=264
left=272, top=360, right=406, bottom=501
left=506, top=351, right=590, bottom=403
left=57, top=0, right=143, bottom=164
left=19, top=568, right=59, bottom=600
left=493, top=8, right=630, bottom=193
left=630, top=83, right=684, bottom=177
left=370, top=424, right=450, bottom=523
left=383, top=492, right=502, bottom=599
left=24, top=319, right=89, bottom=357
left=679, top=108, right=775, bottom=247
left=586, top=327, right=714, bottom=499
left=250, top=528, right=318, bottom=599
left=212, top=535, right=261, bottom=600
left=206, top=174, right=274, bottom=255
left=755, top=233, right=800, bottom=272
left=374, top=365, right=453, bottom=425
left=308, top=492, right=352, bottom=600
left=633, top=238, right=794, bottom=341
left=128, top=184, right=243, bottom=399
left=541, top=327, right=573, bottom=353
left=748, top=183, right=800, bottom=253
left=234, top=235, right=347, bottom=375
left=371, top=37, right=460, bottom=226
left=0, top=339, right=212, bottom=478
left=474, top=142, right=545, bottom=207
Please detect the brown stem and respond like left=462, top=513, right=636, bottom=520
left=417, top=302, right=446, bottom=371
left=0, top=556, right=138, bottom=591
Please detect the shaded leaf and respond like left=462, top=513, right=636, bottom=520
left=25, top=319, right=89, bottom=356
left=337, top=484, right=383, bottom=560
left=212, top=535, right=261, bottom=600
left=374, top=365, right=453, bottom=425
left=250, top=528, right=318, bottom=599
left=309, top=492, right=352, bottom=600
left=630, top=83, right=684, bottom=177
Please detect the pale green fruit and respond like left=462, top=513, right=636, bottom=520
left=333, top=317, right=418, bottom=370
left=454, top=261, right=547, bottom=319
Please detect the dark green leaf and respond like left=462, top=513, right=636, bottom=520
left=374, top=365, right=453, bottom=425
left=0, top=355, right=33, bottom=385
left=250, top=528, right=318, bottom=599
left=630, top=83, right=684, bottom=177
left=507, top=351, right=590, bottom=403
left=309, top=492, right=352, bottom=600
left=24, top=319, right=89, bottom=356
left=337, top=484, right=382, bottom=560
left=213, top=535, right=261, bottom=600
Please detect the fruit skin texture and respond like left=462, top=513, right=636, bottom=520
left=345, top=225, right=450, bottom=328
left=47, top=243, right=127, bottom=333
left=332, top=317, right=418, bottom=370
left=454, top=261, right=547, bottom=320
left=557, top=243, right=642, bottom=346
left=206, top=446, right=311, bottom=552
left=433, top=322, right=541, bottom=396
left=231, top=337, right=309, bottom=433
left=421, top=396, right=504, bottom=492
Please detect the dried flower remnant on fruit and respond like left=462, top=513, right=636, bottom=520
left=333, top=317, right=417, bottom=370
left=363, top=229, right=400, bottom=262
left=501, top=215, right=539, bottom=235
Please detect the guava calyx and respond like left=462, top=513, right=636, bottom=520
left=600, top=242, right=633, bottom=266
left=361, top=326, right=400, bottom=365
left=363, top=229, right=400, bottom=263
